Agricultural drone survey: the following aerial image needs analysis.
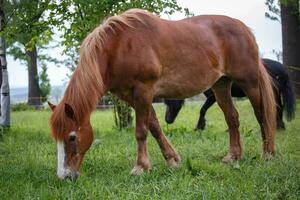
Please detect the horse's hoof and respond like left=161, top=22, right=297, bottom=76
left=167, top=156, right=181, bottom=169
left=222, top=153, right=239, bottom=164
left=130, top=165, right=148, bottom=176
left=276, top=121, right=285, bottom=130
left=263, top=152, right=274, bottom=160
left=194, top=127, right=204, bottom=131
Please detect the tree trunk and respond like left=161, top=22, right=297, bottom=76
left=0, top=0, right=11, bottom=127
left=27, top=46, right=41, bottom=106
left=280, top=1, right=300, bottom=97
left=0, top=0, right=4, bottom=114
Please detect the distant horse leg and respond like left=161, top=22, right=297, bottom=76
left=196, top=95, right=216, bottom=130
left=275, top=90, right=285, bottom=129
left=149, top=107, right=181, bottom=168
left=212, top=77, right=242, bottom=163
left=130, top=84, right=153, bottom=175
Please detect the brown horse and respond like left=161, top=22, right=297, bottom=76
left=49, top=9, right=276, bottom=180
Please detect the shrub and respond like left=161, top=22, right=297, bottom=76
left=11, top=103, right=32, bottom=112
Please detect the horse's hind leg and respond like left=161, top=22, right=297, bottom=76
left=227, top=58, right=276, bottom=159
left=240, top=84, right=275, bottom=158
left=149, top=107, right=181, bottom=168
left=212, top=77, right=242, bottom=163
left=275, top=90, right=285, bottom=129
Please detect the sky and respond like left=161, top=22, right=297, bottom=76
left=8, top=0, right=281, bottom=88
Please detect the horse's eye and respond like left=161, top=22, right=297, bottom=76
left=69, top=135, right=76, bottom=142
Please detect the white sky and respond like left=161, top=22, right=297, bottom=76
left=8, top=0, right=281, bottom=88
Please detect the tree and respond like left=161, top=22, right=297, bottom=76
left=266, top=0, right=300, bottom=97
left=54, top=0, right=190, bottom=129
left=0, top=0, right=10, bottom=127
left=281, top=0, right=300, bottom=97
left=3, top=0, right=55, bottom=106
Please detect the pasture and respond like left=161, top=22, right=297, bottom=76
left=0, top=100, right=299, bottom=199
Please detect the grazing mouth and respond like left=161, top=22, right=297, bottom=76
left=57, top=168, right=80, bottom=181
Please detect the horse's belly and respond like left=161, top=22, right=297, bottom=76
left=154, top=81, right=202, bottom=99
left=153, top=71, right=221, bottom=99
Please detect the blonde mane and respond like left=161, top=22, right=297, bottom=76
left=82, top=9, right=148, bottom=51
left=50, top=9, right=150, bottom=139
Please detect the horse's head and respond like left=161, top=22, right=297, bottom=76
left=48, top=102, right=93, bottom=181
left=164, top=99, right=184, bottom=124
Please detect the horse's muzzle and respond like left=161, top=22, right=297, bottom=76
left=165, top=110, right=175, bottom=124
left=58, top=169, right=80, bottom=181
left=165, top=115, right=175, bottom=124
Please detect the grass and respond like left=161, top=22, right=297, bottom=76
left=0, top=100, right=299, bottom=199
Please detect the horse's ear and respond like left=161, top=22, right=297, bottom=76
left=64, top=103, right=76, bottom=121
left=48, top=101, right=56, bottom=111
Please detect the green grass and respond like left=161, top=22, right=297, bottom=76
left=0, top=100, right=299, bottom=199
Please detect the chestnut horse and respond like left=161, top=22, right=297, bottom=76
left=49, top=9, right=276, bottom=180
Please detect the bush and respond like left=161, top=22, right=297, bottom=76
left=11, top=103, right=32, bottom=112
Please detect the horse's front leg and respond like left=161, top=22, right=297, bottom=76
left=130, top=84, right=153, bottom=175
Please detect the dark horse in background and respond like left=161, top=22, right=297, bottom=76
left=165, top=58, right=296, bottom=130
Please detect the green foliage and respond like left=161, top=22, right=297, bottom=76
left=2, top=100, right=300, bottom=199
left=39, top=63, right=51, bottom=103
left=110, top=94, right=133, bottom=130
left=265, top=0, right=281, bottom=21
left=3, top=0, right=53, bottom=53
left=1, top=0, right=63, bottom=70
left=265, top=0, right=300, bottom=21
left=11, top=103, right=32, bottom=112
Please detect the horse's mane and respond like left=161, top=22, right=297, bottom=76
left=83, top=9, right=148, bottom=51
left=50, top=9, right=150, bottom=139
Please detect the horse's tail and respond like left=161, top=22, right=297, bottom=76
left=281, top=72, right=296, bottom=121
left=258, top=59, right=276, bottom=154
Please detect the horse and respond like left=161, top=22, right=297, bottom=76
left=165, top=58, right=296, bottom=130
left=48, top=9, right=276, bottom=180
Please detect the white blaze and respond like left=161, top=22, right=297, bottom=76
left=56, top=131, right=77, bottom=179
left=57, top=141, right=66, bottom=178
